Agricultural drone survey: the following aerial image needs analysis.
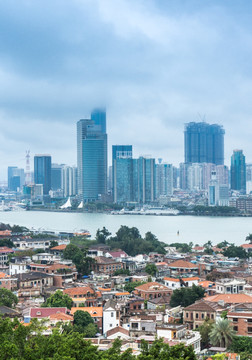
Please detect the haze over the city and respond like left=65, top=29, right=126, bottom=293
left=1, top=0, right=252, bottom=180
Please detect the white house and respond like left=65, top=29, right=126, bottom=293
left=164, top=277, right=199, bottom=289
left=103, top=299, right=120, bottom=335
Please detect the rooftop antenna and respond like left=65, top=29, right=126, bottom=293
left=25, top=150, right=31, bottom=185
left=197, top=113, right=206, bottom=122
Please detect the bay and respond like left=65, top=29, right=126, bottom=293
left=0, top=211, right=251, bottom=246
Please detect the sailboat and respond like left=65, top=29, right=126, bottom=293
left=78, top=201, right=84, bottom=209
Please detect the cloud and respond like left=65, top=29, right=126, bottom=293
left=0, top=0, right=252, bottom=180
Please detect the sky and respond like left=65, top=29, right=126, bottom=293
left=1, top=0, right=252, bottom=181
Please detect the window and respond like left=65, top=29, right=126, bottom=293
left=142, top=327, right=145, bottom=331
left=132, top=323, right=138, bottom=329
left=195, top=313, right=199, bottom=319
left=138, top=305, right=141, bottom=309
left=133, top=305, right=136, bottom=310
left=111, top=312, right=114, bottom=317
left=211, top=314, right=214, bottom=319
left=202, top=313, right=204, bottom=319
left=248, top=319, right=252, bottom=323
left=186, top=313, right=189, bottom=318
left=195, top=325, right=199, bottom=329
left=110, top=324, right=113, bottom=327
left=233, top=318, right=238, bottom=323
left=233, top=326, right=238, bottom=331
left=248, top=327, right=252, bottom=333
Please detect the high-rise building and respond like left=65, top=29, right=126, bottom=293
left=156, top=162, right=173, bottom=198
left=112, top=145, right=133, bottom=203
left=184, top=122, right=225, bottom=165
left=231, top=150, right=246, bottom=193
left=62, top=166, right=78, bottom=197
left=34, top=155, right=52, bottom=195
left=133, top=156, right=156, bottom=204
left=208, top=171, right=229, bottom=206
left=7, top=166, right=25, bottom=191
left=77, top=109, right=107, bottom=202
left=51, top=163, right=64, bottom=191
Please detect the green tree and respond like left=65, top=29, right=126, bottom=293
left=246, top=234, right=252, bottom=244
left=43, top=290, right=73, bottom=309
left=210, top=318, right=236, bottom=348
left=216, top=240, right=230, bottom=249
left=198, top=318, right=214, bottom=348
left=124, top=281, right=147, bottom=293
left=223, top=245, right=248, bottom=259
left=169, top=242, right=192, bottom=253
left=95, top=227, right=111, bottom=244
left=170, top=284, right=205, bottom=308
left=0, top=288, right=18, bottom=308
left=229, top=335, right=252, bottom=353
left=113, top=269, right=130, bottom=276
left=0, top=239, right=14, bottom=248
left=49, top=240, right=59, bottom=248
left=145, top=264, right=157, bottom=277
left=73, top=310, right=97, bottom=336
left=63, top=244, right=94, bottom=275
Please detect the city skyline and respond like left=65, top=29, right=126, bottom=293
left=1, top=1, right=252, bottom=180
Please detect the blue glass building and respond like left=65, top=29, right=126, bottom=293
left=34, top=155, right=52, bottom=195
left=112, top=145, right=133, bottom=203
left=184, top=122, right=225, bottom=165
left=77, top=110, right=107, bottom=202
left=231, top=150, right=246, bottom=193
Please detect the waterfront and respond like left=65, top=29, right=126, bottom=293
left=0, top=210, right=251, bottom=246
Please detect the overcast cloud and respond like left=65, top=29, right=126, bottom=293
left=1, top=0, right=252, bottom=180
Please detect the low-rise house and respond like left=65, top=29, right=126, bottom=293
left=50, top=244, right=67, bottom=256
left=92, top=256, right=124, bottom=275
left=129, top=314, right=156, bottom=337
left=16, top=272, right=53, bottom=290
left=105, top=250, right=128, bottom=259
left=106, top=326, right=130, bottom=340
left=215, top=278, right=246, bottom=294
left=87, top=245, right=110, bottom=258
left=103, top=299, right=120, bottom=335
left=0, top=247, right=14, bottom=266
left=31, top=253, right=61, bottom=263
left=64, top=286, right=98, bottom=307
left=71, top=306, right=103, bottom=333
left=0, top=306, right=21, bottom=320
left=183, top=299, right=227, bottom=330
left=134, top=282, right=172, bottom=300
left=13, top=238, right=69, bottom=251
left=29, top=263, right=77, bottom=287
left=0, top=272, right=17, bottom=290
left=147, top=295, right=171, bottom=310
left=164, top=277, right=199, bottom=289
left=227, top=303, right=252, bottom=336
left=205, top=293, right=252, bottom=306
left=167, top=260, right=199, bottom=276
left=9, top=257, right=31, bottom=276
left=25, top=307, right=69, bottom=323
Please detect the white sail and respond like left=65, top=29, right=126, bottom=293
left=60, top=197, right=72, bottom=209
left=78, top=201, right=84, bottom=209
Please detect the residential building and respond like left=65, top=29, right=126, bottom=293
left=71, top=307, right=103, bottom=333
left=0, top=247, right=14, bottom=266
left=34, top=155, right=52, bottom=195
left=51, top=163, right=64, bottom=191
left=77, top=109, right=107, bottom=202
left=64, top=286, right=98, bottom=307
left=134, top=282, right=172, bottom=300
left=215, top=279, right=246, bottom=294
left=167, top=260, right=199, bottom=276
left=103, top=299, right=120, bottom=334
left=62, top=165, right=78, bottom=197
left=227, top=303, right=252, bottom=336
left=129, top=314, right=156, bottom=337
left=92, top=256, right=124, bottom=275
left=164, top=277, right=199, bottom=289
left=231, top=150, right=246, bottom=194
left=184, top=122, right=225, bottom=165
left=183, top=299, right=226, bottom=330
left=7, top=166, right=25, bottom=191
left=156, top=161, right=173, bottom=198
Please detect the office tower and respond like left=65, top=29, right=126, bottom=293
left=91, top=108, right=106, bottom=134
left=231, top=150, right=246, bottom=193
left=246, top=164, right=252, bottom=194
left=133, top=156, right=156, bottom=204
left=156, top=162, right=173, bottom=198
left=62, top=166, right=78, bottom=197
left=112, top=145, right=133, bottom=203
left=7, top=166, right=25, bottom=191
left=216, top=165, right=229, bottom=186
left=77, top=110, right=107, bottom=202
left=34, top=155, right=52, bottom=195
left=208, top=171, right=229, bottom=206
left=184, top=122, right=225, bottom=165
left=51, top=164, right=64, bottom=191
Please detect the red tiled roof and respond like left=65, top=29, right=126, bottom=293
left=164, top=277, right=180, bottom=282
left=0, top=247, right=14, bottom=254
left=167, top=260, right=198, bottom=269
left=50, top=244, right=67, bottom=251
left=205, top=294, right=252, bottom=304
left=135, top=282, right=170, bottom=292
left=71, top=307, right=103, bottom=317
left=107, top=250, right=128, bottom=258
left=241, top=244, right=252, bottom=249
left=30, top=307, right=67, bottom=318
left=49, top=312, right=73, bottom=321
left=107, top=326, right=129, bottom=337
left=0, top=230, right=11, bottom=236
left=199, top=280, right=214, bottom=288
left=64, top=286, right=95, bottom=296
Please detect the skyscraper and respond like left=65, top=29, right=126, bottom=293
left=77, top=110, right=107, bottom=202
left=51, top=163, right=64, bottom=191
left=231, top=150, right=246, bottom=193
left=156, top=161, right=173, bottom=198
left=184, top=122, right=225, bottom=165
left=133, top=156, right=156, bottom=204
left=34, top=155, right=52, bottom=195
left=62, top=165, right=78, bottom=198
left=112, top=145, right=133, bottom=203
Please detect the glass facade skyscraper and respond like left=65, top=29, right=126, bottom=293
left=231, top=150, right=246, bottom=193
left=77, top=110, right=107, bottom=202
left=34, top=155, right=52, bottom=195
left=184, top=122, right=225, bottom=165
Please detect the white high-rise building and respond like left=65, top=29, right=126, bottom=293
left=62, top=166, right=78, bottom=197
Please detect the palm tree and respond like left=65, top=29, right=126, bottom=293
left=246, top=234, right=252, bottom=244
left=209, top=318, right=235, bottom=348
